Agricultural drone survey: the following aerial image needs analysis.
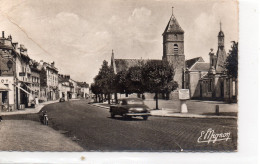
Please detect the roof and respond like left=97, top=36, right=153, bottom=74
left=77, top=82, right=89, bottom=88
left=114, top=59, right=161, bottom=73
left=215, top=48, right=227, bottom=73
left=58, top=76, right=70, bottom=83
left=185, top=57, right=204, bottom=69
left=163, top=14, right=184, bottom=34
left=190, top=62, right=210, bottom=71
left=0, top=38, right=13, bottom=50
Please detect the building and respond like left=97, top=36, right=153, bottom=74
left=162, top=10, right=185, bottom=88
left=39, top=61, right=59, bottom=101
left=185, top=23, right=238, bottom=102
left=69, top=79, right=78, bottom=99
left=77, top=82, right=89, bottom=98
left=184, top=57, right=209, bottom=98
left=15, top=44, right=35, bottom=108
left=0, top=31, right=36, bottom=110
left=58, top=74, right=73, bottom=100
left=111, top=9, right=185, bottom=89
left=0, top=31, right=18, bottom=111
left=30, top=60, right=41, bottom=99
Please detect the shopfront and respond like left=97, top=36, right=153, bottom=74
left=0, top=76, right=15, bottom=111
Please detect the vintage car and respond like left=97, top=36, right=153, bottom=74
left=109, top=98, right=151, bottom=120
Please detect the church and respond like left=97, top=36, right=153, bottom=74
left=111, top=9, right=185, bottom=88
left=110, top=9, right=237, bottom=102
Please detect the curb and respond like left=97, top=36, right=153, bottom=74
left=151, top=113, right=237, bottom=119
left=91, top=103, right=109, bottom=110
left=1, top=100, right=59, bottom=116
left=92, top=104, right=237, bottom=119
left=1, top=99, right=84, bottom=116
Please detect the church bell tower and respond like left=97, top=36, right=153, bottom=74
left=162, top=7, right=185, bottom=88
left=215, top=21, right=227, bottom=73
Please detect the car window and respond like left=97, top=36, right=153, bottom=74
left=127, top=100, right=144, bottom=105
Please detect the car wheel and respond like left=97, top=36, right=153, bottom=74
left=110, top=112, right=115, bottom=118
left=142, top=116, right=148, bottom=120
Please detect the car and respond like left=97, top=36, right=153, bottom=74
left=109, top=98, right=151, bottom=120
left=59, top=97, right=65, bottom=102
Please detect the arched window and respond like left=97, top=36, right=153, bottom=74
left=174, top=44, right=178, bottom=55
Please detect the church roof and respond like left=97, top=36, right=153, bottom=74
left=215, top=48, right=227, bottom=73
left=114, top=59, right=161, bottom=73
left=185, top=57, right=204, bottom=69
left=190, top=62, right=210, bottom=71
left=163, top=14, right=184, bottom=34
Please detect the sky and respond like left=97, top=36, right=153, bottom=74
left=0, top=0, right=238, bottom=84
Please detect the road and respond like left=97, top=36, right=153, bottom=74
left=4, top=100, right=237, bottom=151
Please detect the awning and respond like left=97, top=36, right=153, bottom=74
left=23, top=83, right=33, bottom=92
left=13, top=84, right=31, bottom=95
left=0, top=83, right=10, bottom=91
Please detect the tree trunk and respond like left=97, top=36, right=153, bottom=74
left=155, top=93, right=158, bottom=109
left=115, top=93, right=118, bottom=104
left=108, top=93, right=111, bottom=104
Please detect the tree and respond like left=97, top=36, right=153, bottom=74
left=90, top=83, right=102, bottom=102
left=142, top=60, right=175, bottom=109
left=114, top=70, right=128, bottom=94
left=225, top=41, right=238, bottom=78
left=93, top=60, right=115, bottom=104
left=125, top=65, right=145, bottom=95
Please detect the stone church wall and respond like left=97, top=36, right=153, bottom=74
left=163, top=55, right=185, bottom=88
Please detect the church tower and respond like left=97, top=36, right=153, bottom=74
left=215, top=22, right=227, bottom=73
left=162, top=7, right=185, bottom=88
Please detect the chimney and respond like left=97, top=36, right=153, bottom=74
left=51, top=61, right=55, bottom=67
left=2, top=31, right=4, bottom=38
left=8, top=35, right=12, bottom=41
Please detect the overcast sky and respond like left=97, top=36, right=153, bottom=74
left=0, top=0, right=238, bottom=84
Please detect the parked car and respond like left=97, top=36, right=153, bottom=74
left=59, top=97, right=65, bottom=102
left=109, top=98, right=151, bottom=120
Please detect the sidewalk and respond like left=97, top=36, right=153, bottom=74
left=0, top=120, right=84, bottom=151
left=91, top=99, right=238, bottom=119
left=1, top=99, right=81, bottom=116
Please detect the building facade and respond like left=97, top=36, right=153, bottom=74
left=77, top=82, right=89, bottom=98
left=58, top=74, right=72, bottom=100
left=39, top=61, right=59, bottom=101
left=0, top=31, right=18, bottom=111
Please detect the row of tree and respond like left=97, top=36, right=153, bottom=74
left=91, top=60, right=178, bottom=109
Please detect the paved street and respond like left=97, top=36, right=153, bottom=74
left=3, top=100, right=237, bottom=151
